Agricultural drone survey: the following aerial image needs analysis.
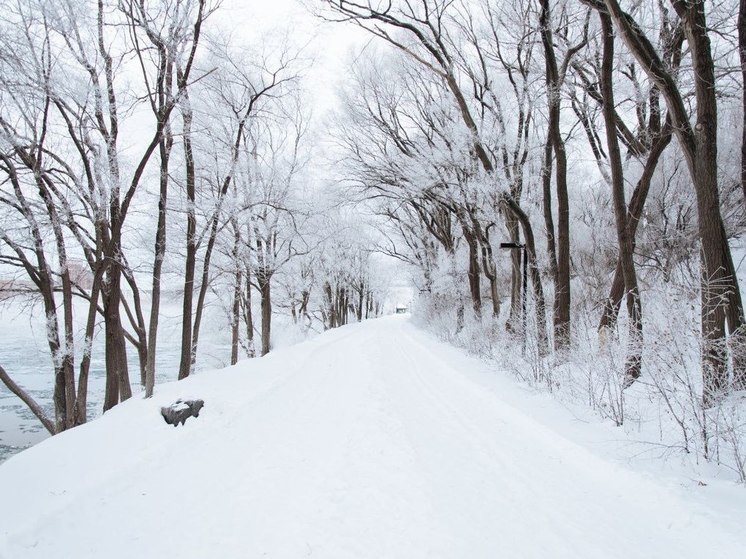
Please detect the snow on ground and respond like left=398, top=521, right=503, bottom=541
left=0, top=315, right=745, bottom=558
left=0, top=298, right=235, bottom=462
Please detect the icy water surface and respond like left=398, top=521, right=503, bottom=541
left=0, top=301, right=232, bottom=463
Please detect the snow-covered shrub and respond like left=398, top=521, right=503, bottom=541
left=710, top=398, right=746, bottom=482
left=413, top=254, right=746, bottom=481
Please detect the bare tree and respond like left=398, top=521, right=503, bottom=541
left=539, top=0, right=590, bottom=349
left=177, top=42, right=301, bottom=374
left=583, top=0, right=746, bottom=402
left=120, top=0, right=208, bottom=397
left=323, top=1, right=549, bottom=352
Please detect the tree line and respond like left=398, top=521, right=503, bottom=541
left=320, top=0, right=746, bottom=410
left=0, top=0, right=387, bottom=436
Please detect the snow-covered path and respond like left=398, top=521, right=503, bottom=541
left=0, top=316, right=743, bottom=558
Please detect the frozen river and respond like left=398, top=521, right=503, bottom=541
left=0, top=300, right=233, bottom=463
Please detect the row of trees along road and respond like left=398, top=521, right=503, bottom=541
left=3, top=0, right=746, bottom=444
left=0, top=0, right=387, bottom=436
left=320, top=0, right=746, bottom=408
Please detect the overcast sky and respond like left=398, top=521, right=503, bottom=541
left=218, top=0, right=369, bottom=117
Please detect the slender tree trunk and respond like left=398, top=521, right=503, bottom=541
left=260, top=271, right=272, bottom=356
left=36, top=156, right=77, bottom=428
left=476, top=222, right=500, bottom=318
left=324, top=282, right=336, bottom=329
left=190, top=214, right=223, bottom=372
left=357, top=282, right=365, bottom=321
left=540, top=0, right=571, bottom=350
left=300, top=289, right=312, bottom=325
left=121, top=269, right=147, bottom=389
left=483, top=257, right=501, bottom=319
left=59, top=262, right=76, bottom=429
left=462, top=226, right=482, bottom=319
left=145, top=122, right=173, bottom=396
left=75, top=266, right=103, bottom=425
left=506, top=217, right=522, bottom=330
left=541, top=137, right=558, bottom=282
left=243, top=262, right=256, bottom=357
left=599, top=12, right=642, bottom=386
left=178, top=88, right=197, bottom=381
left=738, top=0, right=746, bottom=204
left=231, top=224, right=241, bottom=366
left=503, top=197, right=549, bottom=356
left=599, top=122, right=673, bottom=334
left=0, top=365, right=56, bottom=435
left=103, top=264, right=131, bottom=409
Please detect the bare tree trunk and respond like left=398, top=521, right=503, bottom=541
left=541, top=137, right=559, bottom=283
left=357, top=281, right=365, bottom=321
left=502, top=197, right=549, bottom=356
left=324, top=282, right=336, bottom=329
left=178, top=85, right=197, bottom=381
left=337, top=286, right=348, bottom=326
left=476, top=221, right=500, bottom=318
left=32, top=140, right=77, bottom=429
left=259, top=271, right=272, bottom=356
left=231, top=223, right=241, bottom=365
left=461, top=223, right=482, bottom=319
left=243, top=262, right=256, bottom=357
left=598, top=122, right=673, bottom=334
left=145, top=120, right=173, bottom=396
left=740, top=0, right=746, bottom=205
left=540, top=0, right=571, bottom=350
left=102, top=264, right=131, bottom=410
left=599, top=0, right=745, bottom=404
left=300, top=289, right=312, bottom=325
left=0, top=365, right=56, bottom=435
left=483, top=255, right=501, bottom=319
left=506, top=217, right=522, bottom=330
left=190, top=212, right=225, bottom=372
left=121, top=266, right=148, bottom=388
left=599, top=11, right=642, bottom=386
left=75, top=266, right=103, bottom=425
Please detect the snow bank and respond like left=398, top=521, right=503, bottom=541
left=0, top=316, right=744, bottom=558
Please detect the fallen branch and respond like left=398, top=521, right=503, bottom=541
left=0, top=364, right=56, bottom=435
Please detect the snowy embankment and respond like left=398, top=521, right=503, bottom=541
left=0, top=316, right=744, bottom=558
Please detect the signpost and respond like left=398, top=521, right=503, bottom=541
left=500, top=242, right=527, bottom=356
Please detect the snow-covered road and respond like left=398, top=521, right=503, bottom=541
left=0, top=316, right=744, bottom=558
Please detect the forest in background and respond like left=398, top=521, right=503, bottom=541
left=0, top=0, right=390, bottom=440
left=2, top=0, right=746, bottom=481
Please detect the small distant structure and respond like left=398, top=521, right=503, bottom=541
left=161, top=399, right=205, bottom=427
left=395, top=304, right=408, bottom=314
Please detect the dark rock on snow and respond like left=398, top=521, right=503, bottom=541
left=161, top=399, right=205, bottom=427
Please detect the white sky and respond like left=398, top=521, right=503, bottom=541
left=217, top=0, right=369, bottom=117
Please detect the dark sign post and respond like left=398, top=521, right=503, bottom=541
left=500, top=242, right=527, bottom=356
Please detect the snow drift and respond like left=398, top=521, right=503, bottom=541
left=0, top=316, right=744, bottom=558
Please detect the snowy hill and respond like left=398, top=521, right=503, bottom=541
left=0, top=316, right=744, bottom=558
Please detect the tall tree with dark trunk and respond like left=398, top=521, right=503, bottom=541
left=539, top=0, right=572, bottom=350
left=740, top=0, right=746, bottom=205
left=591, top=0, right=746, bottom=402
left=597, top=10, right=642, bottom=385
